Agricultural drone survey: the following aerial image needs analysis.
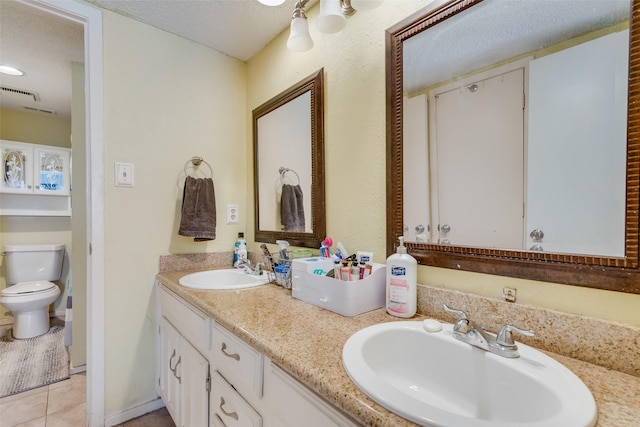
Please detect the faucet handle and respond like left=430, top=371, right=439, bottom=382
left=496, top=324, right=534, bottom=346
left=443, top=304, right=468, bottom=320
left=443, top=305, right=473, bottom=333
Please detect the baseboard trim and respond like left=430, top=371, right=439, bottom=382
left=104, top=397, right=165, bottom=427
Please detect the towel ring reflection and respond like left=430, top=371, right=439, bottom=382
left=278, top=167, right=300, bottom=185
left=183, top=156, right=213, bottom=178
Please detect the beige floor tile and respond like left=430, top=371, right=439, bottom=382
left=0, top=386, right=47, bottom=404
left=43, top=402, right=85, bottom=427
left=12, top=418, right=45, bottom=427
left=45, top=375, right=86, bottom=416
left=0, top=390, right=48, bottom=427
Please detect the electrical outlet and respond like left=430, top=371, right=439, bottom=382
left=227, top=204, right=239, bottom=224
left=115, top=162, right=134, bottom=187
left=502, top=287, right=517, bottom=303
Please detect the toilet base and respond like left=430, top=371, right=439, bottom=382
left=12, top=309, right=51, bottom=339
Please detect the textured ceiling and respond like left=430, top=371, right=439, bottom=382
left=404, top=0, right=630, bottom=94
left=84, top=0, right=319, bottom=62
left=0, top=0, right=317, bottom=119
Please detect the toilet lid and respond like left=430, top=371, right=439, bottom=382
left=1, top=280, right=57, bottom=296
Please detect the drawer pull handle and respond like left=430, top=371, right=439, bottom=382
left=174, top=356, right=182, bottom=384
left=219, top=397, right=239, bottom=420
left=221, top=342, right=240, bottom=361
left=169, top=349, right=177, bottom=373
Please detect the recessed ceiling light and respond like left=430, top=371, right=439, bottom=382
left=0, top=65, right=25, bottom=76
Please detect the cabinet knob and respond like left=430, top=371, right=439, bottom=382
left=529, top=229, right=544, bottom=241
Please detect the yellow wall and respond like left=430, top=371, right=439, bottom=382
left=101, top=11, right=247, bottom=414
left=0, top=108, right=71, bottom=147
left=247, top=0, right=640, bottom=327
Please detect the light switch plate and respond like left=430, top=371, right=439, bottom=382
left=115, top=162, right=134, bottom=187
left=227, top=204, right=239, bottom=224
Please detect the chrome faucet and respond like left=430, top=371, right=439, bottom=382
left=443, top=304, right=534, bottom=358
left=237, top=259, right=264, bottom=276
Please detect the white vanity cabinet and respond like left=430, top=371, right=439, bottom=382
left=158, top=286, right=211, bottom=427
left=157, top=282, right=361, bottom=427
left=263, top=359, right=359, bottom=427
left=0, top=139, right=71, bottom=216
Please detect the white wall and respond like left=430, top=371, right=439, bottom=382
left=101, top=11, right=247, bottom=415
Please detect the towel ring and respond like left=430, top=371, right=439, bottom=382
left=183, top=156, right=213, bottom=178
left=278, top=167, right=300, bottom=185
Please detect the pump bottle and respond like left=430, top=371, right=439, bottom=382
left=385, top=236, right=417, bottom=318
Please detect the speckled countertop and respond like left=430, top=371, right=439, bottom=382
left=156, top=269, right=640, bottom=427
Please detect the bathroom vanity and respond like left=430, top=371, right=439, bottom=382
left=157, top=281, right=359, bottom=427
left=156, top=267, right=640, bottom=426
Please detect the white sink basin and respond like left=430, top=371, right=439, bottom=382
left=342, top=321, right=597, bottom=427
left=179, top=269, right=270, bottom=290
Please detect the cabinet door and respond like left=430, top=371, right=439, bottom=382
left=33, top=145, right=70, bottom=196
left=160, top=318, right=182, bottom=425
left=1, top=141, right=32, bottom=193
left=180, top=340, right=209, bottom=427
left=263, top=359, right=359, bottom=427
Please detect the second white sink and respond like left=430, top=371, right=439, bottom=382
left=342, top=320, right=597, bottom=427
left=179, top=269, right=270, bottom=290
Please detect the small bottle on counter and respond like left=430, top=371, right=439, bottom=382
left=233, top=232, right=246, bottom=265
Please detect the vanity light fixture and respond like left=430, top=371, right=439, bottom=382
left=257, top=0, right=286, bottom=5
left=262, top=0, right=383, bottom=52
left=0, top=65, right=25, bottom=76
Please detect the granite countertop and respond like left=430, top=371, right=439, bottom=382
left=156, top=270, right=640, bottom=427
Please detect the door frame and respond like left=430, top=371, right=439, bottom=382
left=19, top=0, right=105, bottom=425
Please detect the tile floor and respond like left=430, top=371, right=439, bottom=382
left=0, top=373, right=175, bottom=427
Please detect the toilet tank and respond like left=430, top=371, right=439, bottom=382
left=3, top=244, right=65, bottom=285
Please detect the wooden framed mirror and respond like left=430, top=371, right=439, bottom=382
left=386, top=0, right=640, bottom=293
left=253, top=68, right=326, bottom=248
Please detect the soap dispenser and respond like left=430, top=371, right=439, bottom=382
left=386, top=236, right=417, bottom=318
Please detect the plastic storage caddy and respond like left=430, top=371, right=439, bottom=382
left=291, top=257, right=386, bottom=316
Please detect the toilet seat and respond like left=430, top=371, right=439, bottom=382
left=1, top=280, right=57, bottom=297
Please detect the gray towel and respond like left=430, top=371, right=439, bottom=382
left=281, top=184, right=305, bottom=232
left=179, top=176, right=216, bottom=241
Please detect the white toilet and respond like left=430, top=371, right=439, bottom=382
left=1, top=244, right=64, bottom=339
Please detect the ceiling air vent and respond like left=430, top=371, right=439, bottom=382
left=23, top=106, right=56, bottom=115
left=0, top=85, right=41, bottom=102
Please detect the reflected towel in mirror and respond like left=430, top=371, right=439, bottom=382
left=281, top=184, right=305, bottom=232
left=178, top=176, right=216, bottom=241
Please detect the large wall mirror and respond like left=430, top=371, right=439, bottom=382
left=386, top=0, right=640, bottom=293
left=253, top=69, right=326, bottom=248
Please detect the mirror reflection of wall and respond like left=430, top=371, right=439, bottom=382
left=402, top=0, right=629, bottom=258
left=257, top=91, right=312, bottom=233
left=253, top=68, right=325, bottom=249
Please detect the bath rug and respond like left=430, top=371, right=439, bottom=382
left=0, top=326, right=69, bottom=398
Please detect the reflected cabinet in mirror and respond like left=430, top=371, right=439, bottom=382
left=386, top=0, right=640, bottom=293
left=254, top=69, right=326, bottom=248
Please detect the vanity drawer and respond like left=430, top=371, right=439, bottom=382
left=159, top=286, right=210, bottom=354
left=211, top=370, right=262, bottom=427
left=211, top=322, right=263, bottom=400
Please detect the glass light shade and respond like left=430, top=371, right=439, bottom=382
left=316, top=0, right=346, bottom=34
left=0, top=65, right=25, bottom=76
left=287, top=17, right=314, bottom=52
left=257, top=0, right=285, bottom=5
left=351, top=0, right=383, bottom=10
